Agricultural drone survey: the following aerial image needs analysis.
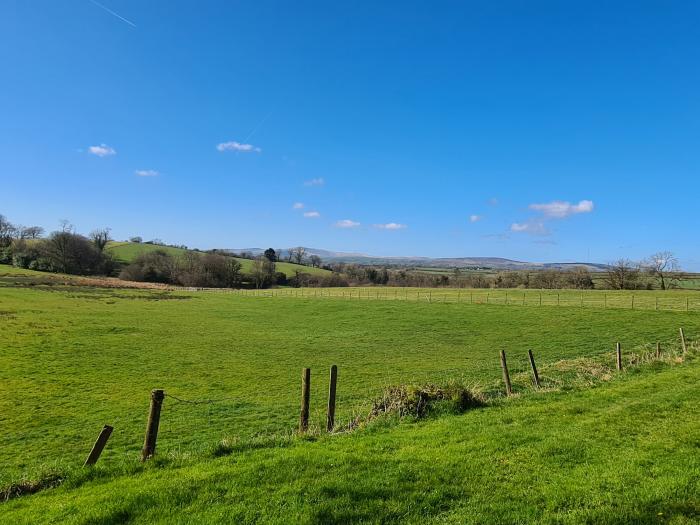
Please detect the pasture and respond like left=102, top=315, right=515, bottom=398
left=107, top=242, right=332, bottom=278
left=1, top=266, right=699, bottom=523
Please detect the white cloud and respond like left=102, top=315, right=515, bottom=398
left=469, top=215, right=482, bottom=223
left=304, top=177, right=325, bottom=186
left=529, top=199, right=594, bottom=218
left=488, top=198, right=499, bottom=206
left=335, top=219, right=360, bottom=228
left=88, top=144, right=116, bottom=157
left=216, top=141, right=261, bottom=153
left=135, top=169, right=159, bottom=177
left=303, top=211, right=320, bottom=218
left=510, top=221, right=549, bottom=236
left=374, top=223, right=407, bottom=230
left=292, top=202, right=304, bottom=209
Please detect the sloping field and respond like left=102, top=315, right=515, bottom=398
left=107, top=242, right=332, bottom=278
left=2, top=357, right=698, bottom=523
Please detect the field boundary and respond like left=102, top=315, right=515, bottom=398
left=189, top=287, right=700, bottom=313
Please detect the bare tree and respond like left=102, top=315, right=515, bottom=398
left=0, top=214, right=16, bottom=247
left=250, top=256, right=276, bottom=288
left=604, top=258, right=639, bottom=290
left=19, top=226, right=44, bottom=239
left=90, top=228, right=111, bottom=252
left=309, top=254, right=322, bottom=268
left=290, top=246, right=307, bottom=265
left=643, top=251, right=679, bottom=290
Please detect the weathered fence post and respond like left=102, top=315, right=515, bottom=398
left=299, top=368, right=311, bottom=432
left=679, top=328, right=687, bottom=354
left=326, top=365, right=337, bottom=432
left=141, top=389, right=164, bottom=461
left=616, top=342, right=622, bottom=371
left=499, top=350, right=512, bottom=396
left=686, top=298, right=690, bottom=312
left=655, top=297, right=659, bottom=311
left=656, top=342, right=661, bottom=358
left=527, top=349, right=540, bottom=388
left=84, top=425, right=114, bottom=466
left=632, top=295, right=635, bottom=310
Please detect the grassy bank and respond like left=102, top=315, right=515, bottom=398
left=2, top=359, right=698, bottom=523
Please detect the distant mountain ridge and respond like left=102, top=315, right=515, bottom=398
left=229, top=247, right=608, bottom=271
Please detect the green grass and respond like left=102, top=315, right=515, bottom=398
left=238, top=286, right=700, bottom=312
left=1, top=269, right=698, bottom=522
left=2, top=359, right=698, bottom=523
left=106, top=241, right=331, bottom=278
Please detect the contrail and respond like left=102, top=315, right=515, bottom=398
left=89, top=0, right=137, bottom=28
left=244, top=110, right=274, bottom=142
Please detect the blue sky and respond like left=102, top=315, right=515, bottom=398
left=2, top=1, right=699, bottom=268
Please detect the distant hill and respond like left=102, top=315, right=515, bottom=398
left=231, top=247, right=608, bottom=272
left=107, top=242, right=332, bottom=278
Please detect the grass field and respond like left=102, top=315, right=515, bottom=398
left=1, top=267, right=698, bottom=522
left=230, top=286, right=700, bottom=312
left=106, top=242, right=332, bottom=278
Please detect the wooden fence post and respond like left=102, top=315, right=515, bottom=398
left=656, top=342, right=661, bottom=358
left=141, top=389, right=164, bottom=461
left=499, top=350, right=512, bottom=396
left=84, top=425, right=114, bottom=466
left=299, top=368, right=311, bottom=432
left=616, top=342, right=622, bottom=371
left=527, top=349, right=540, bottom=388
left=326, top=365, right=337, bottom=432
left=632, top=295, right=635, bottom=310
left=679, top=328, right=687, bottom=353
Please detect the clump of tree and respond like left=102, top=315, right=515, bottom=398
left=120, top=251, right=244, bottom=288
left=0, top=215, right=115, bottom=276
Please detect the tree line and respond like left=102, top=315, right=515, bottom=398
left=0, top=213, right=685, bottom=290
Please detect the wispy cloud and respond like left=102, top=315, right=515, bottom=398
left=88, top=144, right=116, bottom=157
left=216, top=141, right=261, bottom=153
left=510, top=221, right=549, bottom=236
left=488, top=197, right=499, bottom=206
left=469, top=215, right=482, bottom=223
left=292, top=202, right=304, bottom=210
left=89, top=0, right=136, bottom=28
left=529, top=199, right=594, bottom=218
left=303, top=211, right=320, bottom=218
left=135, top=169, right=159, bottom=177
left=511, top=199, right=594, bottom=236
left=374, top=223, right=407, bottom=230
left=304, top=177, right=325, bottom=187
left=335, top=219, right=360, bottom=228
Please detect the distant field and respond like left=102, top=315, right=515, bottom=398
left=408, top=266, right=700, bottom=290
left=107, top=241, right=331, bottom=278
left=232, top=286, right=700, bottom=312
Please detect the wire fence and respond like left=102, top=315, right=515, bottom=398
left=184, top=287, right=700, bottom=312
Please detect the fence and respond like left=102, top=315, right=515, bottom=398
left=75, top=327, right=693, bottom=469
left=191, top=287, right=700, bottom=313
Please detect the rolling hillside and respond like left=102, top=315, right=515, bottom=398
left=107, top=242, right=332, bottom=278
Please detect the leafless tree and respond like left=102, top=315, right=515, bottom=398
left=309, top=254, right=322, bottom=268
left=643, top=251, right=680, bottom=290
left=290, top=246, right=307, bottom=265
left=0, top=214, right=16, bottom=247
left=604, top=258, right=639, bottom=290
left=19, top=226, right=44, bottom=239
left=90, top=228, right=111, bottom=252
left=250, top=256, right=276, bottom=288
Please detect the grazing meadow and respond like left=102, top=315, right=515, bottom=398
left=1, top=266, right=698, bottom=522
